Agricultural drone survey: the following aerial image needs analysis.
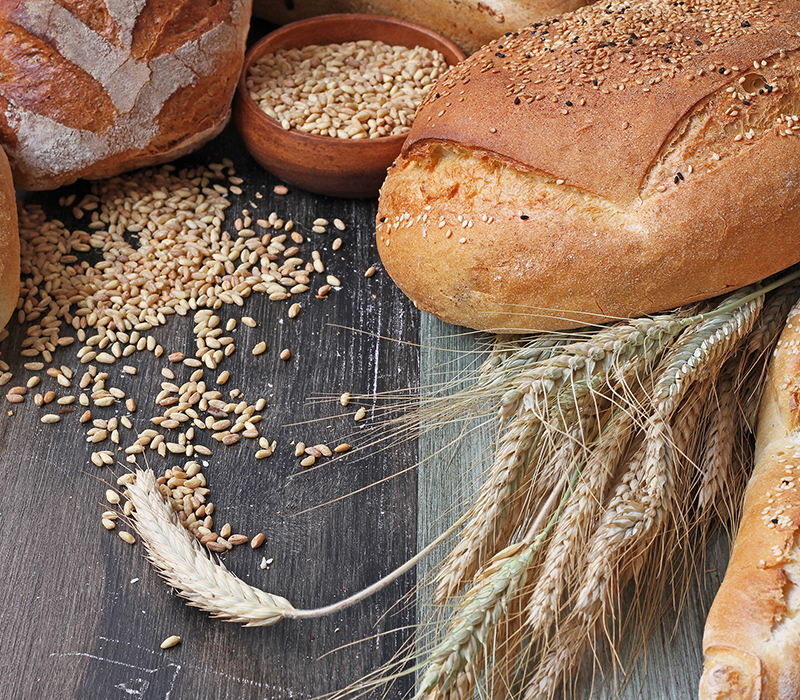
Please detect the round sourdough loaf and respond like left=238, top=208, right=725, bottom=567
left=376, top=0, right=800, bottom=332
left=0, top=146, right=19, bottom=331
left=0, top=0, right=251, bottom=191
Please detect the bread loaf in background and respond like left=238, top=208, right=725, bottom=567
left=252, top=0, right=591, bottom=55
left=376, top=0, right=800, bottom=333
left=699, top=297, right=800, bottom=700
left=0, top=0, right=252, bottom=191
left=0, top=146, right=19, bottom=331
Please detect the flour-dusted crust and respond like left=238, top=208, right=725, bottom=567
left=376, top=0, right=800, bottom=332
left=0, top=0, right=252, bottom=190
left=700, top=300, right=800, bottom=700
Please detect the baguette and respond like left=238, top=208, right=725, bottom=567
left=252, top=0, right=591, bottom=55
left=0, top=0, right=251, bottom=190
left=699, top=298, right=800, bottom=700
left=375, top=0, right=800, bottom=332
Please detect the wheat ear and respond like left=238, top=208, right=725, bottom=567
left=434, top=411, right=543, bottom=602
left=496, top=315, right=687, bottom=419
left=127, top=468, right=469, bottom=627
left=697, top=365, right=736, bottom=512
left=524, top=404, right=635, bottom=636
left=126, top=468, right=296, bottom=626
left=416, top=473, right=572, bottom=700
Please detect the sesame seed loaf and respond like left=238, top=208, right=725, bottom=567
left=376, top=0, right=800, bottom=332
left=0, top=0, right=252, bottom=191
left=0, top=145, right=19, bottom=330
left=252, top=0, right=592, bottom=55
left=699, top=298, right=800, bottom=700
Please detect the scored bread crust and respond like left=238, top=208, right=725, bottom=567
left=0, top=146, right=19, bottom=331
left=699, top=300, right=800, bottom=700
left=376, top=0, right=800, bottom=332
left=0, top=0, right=252, bottom=191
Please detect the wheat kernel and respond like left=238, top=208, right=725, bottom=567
left=118, top=531, right=136, bottom=545
left=160, top=635, right=181, bottom=650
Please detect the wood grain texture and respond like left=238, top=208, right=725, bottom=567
left=0, top=112, right=418, bottom=698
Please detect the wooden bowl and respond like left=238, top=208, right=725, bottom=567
left=233, top=14, right=466, bottom=199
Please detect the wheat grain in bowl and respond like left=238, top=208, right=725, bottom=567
left=244, top=40, right=447, bottom=139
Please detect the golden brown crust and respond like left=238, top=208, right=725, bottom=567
left=700, top=302, right=800, bottom=700
left=376, top=0, right=800, bottom=332
left=0, top=147, right=20, bottom=332
left=0, top=0, right=250, bottom=190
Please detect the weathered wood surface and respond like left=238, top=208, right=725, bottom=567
left=0, top=118, right=419, bottom=700
left=0, top=18, right=728, bottom=700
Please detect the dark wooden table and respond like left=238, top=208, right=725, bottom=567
left=0, top=19, right=726, bottom=700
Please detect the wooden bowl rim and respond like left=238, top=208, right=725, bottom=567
left=236, top=13, right=467, bottom=152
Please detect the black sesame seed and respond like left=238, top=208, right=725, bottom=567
left=495, top=52, right=505, bottom=58
left=695, top=39, right=702, bottom=45
left=379, top=217, right=387, bottom=222
left=743, top=100, right=751, bottom=105
left=592, top=79, right=598, bottom=85
left=514, top=97, right=520, bottom=104
left=718, top=67, right=726, bottom=74
left=772, top=518, right=779, bottom=524
left=674, top=175, right=680, bottom=184
left=520, top=215, right=529, bottom=220
left=565, top=100, right=573, bottom=106
left=677, top=172, right=684, bottom=180
left=741, top=20, right=751, bottom=27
